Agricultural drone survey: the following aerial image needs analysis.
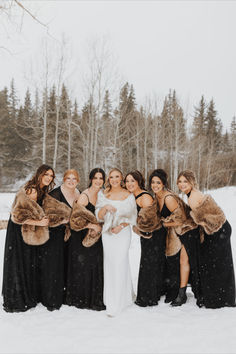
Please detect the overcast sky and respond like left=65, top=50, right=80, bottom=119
left=1, top=0, right=236, bottom=129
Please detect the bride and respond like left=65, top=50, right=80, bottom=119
left=96, top=168, right=137, bottom=316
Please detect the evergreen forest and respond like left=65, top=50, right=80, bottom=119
left=0, top=80, right=235, bottom=191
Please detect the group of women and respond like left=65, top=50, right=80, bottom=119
left=2, top=164, right=235, bottom=316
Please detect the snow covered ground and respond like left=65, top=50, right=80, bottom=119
left=0, top=187, right=236, bottom=354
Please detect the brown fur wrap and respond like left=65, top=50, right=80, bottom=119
left=42, top=194, right=71, bottom=227
left=161, top=193, right=198, bottom=256
left=190, top=194, right=226, bottom=235
left=0, top=220, right=8, bottom=229
left=70, top=202, right=102, bottom=247
left=42, top=194, right=72, bottom=241
left=162, top=194, right=198, bottom=236
left=11, top=188, right=49, bottom=245
left=133, top=199, right=162, bottom=239
left=11, top=188, right=72, bottom=245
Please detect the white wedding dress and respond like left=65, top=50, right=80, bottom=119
left=95, top=191, right=137, bottom=316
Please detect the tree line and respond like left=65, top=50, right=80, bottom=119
left=0, top=79, right=235, bottom=191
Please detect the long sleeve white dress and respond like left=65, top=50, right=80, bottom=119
left=95, top=190, right=137, bottom=316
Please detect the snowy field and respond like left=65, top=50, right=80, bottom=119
left=0, top=187, right=236, bottom=354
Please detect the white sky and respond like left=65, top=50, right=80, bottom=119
left=1, top=0, right=236, bottom=130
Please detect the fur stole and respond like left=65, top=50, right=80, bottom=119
left=133, top=199, right=162, bottom=239
left=162, top=194, right=198, bottom=236
left=161, top=193, right=198, bottom=256
left=11, top=188, right=49, bottom=245
left=42, top=194, right=72, bottom=241
left=70, top=201, right=102, bottom=247
left=190, top=194, right=226, bottom=235
left=0, top=220, right=8, bottom=229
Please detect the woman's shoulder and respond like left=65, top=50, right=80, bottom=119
left=189, top=189, right=204, bottom=209
left=121, top=189, right=131, bottom=197
left=163, top=191, right=179, bottom=210
left=78, top=189, right=89, bottom=206
left=164, top=191, right=178, bottom=202
left=138, top=191, right=153, bottom=208
left=117, top=189, right=133, bottom=202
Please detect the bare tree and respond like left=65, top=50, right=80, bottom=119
left=80, top=36, right=120, bottom=174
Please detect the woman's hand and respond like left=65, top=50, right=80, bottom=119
left=98, top=204, right=117, bottom=221
left=87, top=223, right=102, bottom=233
left=104, top=205, right=117, bottom=214
left=111, top=223, right=128, bottom=234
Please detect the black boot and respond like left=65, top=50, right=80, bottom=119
left=171, top=287, right=187, bottom=307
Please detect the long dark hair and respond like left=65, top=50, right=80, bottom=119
left=124, top=170, right=146, bottom=190
left=25, top=164, right=55, bottom=201
left=88, top=168, right=106, bottom=187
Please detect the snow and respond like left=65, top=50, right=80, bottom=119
left=0, top=187, right=236, bottom=354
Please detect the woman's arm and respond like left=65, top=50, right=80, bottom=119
left=188, top=190, right=204, bottom=210
left=162, top=195, right=181, bottom=227
left=139, top=194, right=153, bottom=208
left=77, top=193, right=89, bottom=207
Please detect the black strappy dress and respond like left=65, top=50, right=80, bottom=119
left=65, top=195, right=105, bottom=310
left=37, top=186, right=71, bottom=310
left=135, top=193, right=167, bottom=307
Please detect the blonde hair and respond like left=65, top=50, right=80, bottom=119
left=177, top=170, right=198, bottom=189
left=63, top=169, right=80, bottom=182
left=104, top=168, right=124, bottom=194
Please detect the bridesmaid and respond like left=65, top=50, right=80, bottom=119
left=124, top=170, right=159, bottom=306
left=96, top=168, right=137, bottom=316
left=161, top=175, right=202, bottom=307
left=177, top=170, right=235, bottom=308
left=66, top=168, right=106, bottom=311
left=146, top=169, right=180, bottom=304
left=38, top=169, right=80, bottom=310
left=2, top=164, right=55, bottom=312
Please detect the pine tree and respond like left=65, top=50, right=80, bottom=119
left=0, top=88, right=26, bottom=185
left=191, top=95, right=207, bottom=186
left=205, top=99, right=221, bottom=152
left=46, top=86, right=56, bottom=165
left=57, top=84, right=71, bottom=171
left=9, top=79, right=18, bottom=120
left=192, top=95, right=207, bottom=138
left=204, top=99, right=223, bottom=189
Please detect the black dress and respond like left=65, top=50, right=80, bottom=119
left=178, top=228, right=202, bottom=304
left=65, top=195, right=105, bottom=310
left=135, top=193, right=167, bottom=307
left=2, top=204, right=42, bottom=312
left=165, top=196, right=202, bottom=303
left=37, top=187, right=70, bottom=310
left=199, top=220, right=235, bottom=308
